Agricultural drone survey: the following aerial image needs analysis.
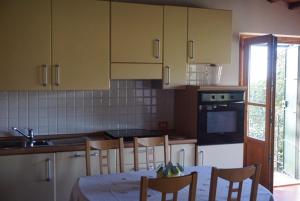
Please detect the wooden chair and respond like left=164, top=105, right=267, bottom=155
left=140, top=172, right=198, bottom=201
left=134, top=135, right=169, bottom=171
left=208, top=164, right=262, bottom=201
left=85, top=138, right=124, bottom=176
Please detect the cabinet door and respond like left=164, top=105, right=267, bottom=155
left=0, top=153, right=55, bottom=201
left=0, top=0, right=51, bottom=90
left=111, top=2, right=163, bottom=63
left=52, top=0, right=110, bottom=90
left=188, top=8, right=232, bottom=64
left=55, top=151, right=101, bottom=201
left=170, top=144, right=195, bottom=168
left=198, top=144, right=243, bottom=168
left=163, top=6, right=187, bottom=89
left=55, top=151, right=85, bottom=201
left=123, top=146, right=165, bottom=171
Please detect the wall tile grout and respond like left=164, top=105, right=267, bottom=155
left=0, top=80, right=174, bottom=135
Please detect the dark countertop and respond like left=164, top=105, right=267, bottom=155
left=0, top=131, right=197, bottom=156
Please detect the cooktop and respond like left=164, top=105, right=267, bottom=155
left=104, top=129, right=162, bottom=141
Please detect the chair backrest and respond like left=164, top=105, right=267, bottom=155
left=134, top=135, right=169, bottom=171
left=140, top=172, right=198, bottom=201
left=208, top=164, right=262, bottom=201
left=85, top=138, right=124, bottom=176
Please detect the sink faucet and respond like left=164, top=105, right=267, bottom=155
left=12, top=127, right=35, bottom=147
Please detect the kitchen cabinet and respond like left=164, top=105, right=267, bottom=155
left=197, top=144, right=243, bottom=168
left=111, top=63, right=162, bottom=80
left=0, top=0, right=51, bottom=90
left=0, top=153, right=55, bottom=201
left=52, top=0, right=110, bottom=90
left=111, top=2, right=163, bottom=79
left=0, top=0, right=110, bottom=90
left=123, top=146, right=165, bottom=171
left=188, top=8, right=232, bottom=64
left=163, top=6, right=188, bottom=89
left=170, top=144, right=196, bottom=168
left=55, top=151, right=100, bottom=201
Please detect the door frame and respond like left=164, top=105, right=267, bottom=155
left=240, top=34, right=300, bottom=190
left=240, top=34, right=277, bottom=190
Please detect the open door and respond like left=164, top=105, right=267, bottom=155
left=242, top=34, right=277, bottom=190
left=283, top=45, right=299, bottom=179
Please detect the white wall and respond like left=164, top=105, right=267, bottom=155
left=118, top=0, right=300, bottom=85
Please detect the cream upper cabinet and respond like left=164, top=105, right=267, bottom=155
left=188, top=8, right=232, bottom=64
left=163, top=6, right=188, bottom=89
left=111, top=2, right=163, bottom=64
left=0, top=0, right=51, bottom=90
left=52, top=0, right=110, bottom=90
left=0, top=0, right=109, bottom=91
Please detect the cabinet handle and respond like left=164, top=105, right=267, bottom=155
left=90, top=152, right=100, bottom=157
left=138, top=149, right=147, bottom=153
left=54, top=64, right=60, bottom=86
left=46, top=159, right=52, bottom=182
left=72, top=153, right=85, bottom=158
left=154, top=39, right=160, bottom=59
left=179, top=149, right=185, bottom=168
left=42, top=64, right=48, bottom=86
left=188, top=40, right=194, bottom=59
left=72, top=153, right=99, bottom=158
left=164, top=66, right=171, bottom=85
left=199, top=151, right=204, bottom=166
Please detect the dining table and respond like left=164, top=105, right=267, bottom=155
left=70, top=166, right=274, bottom=201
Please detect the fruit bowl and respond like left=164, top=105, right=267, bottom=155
left=156, top=162, right=184, bottom=178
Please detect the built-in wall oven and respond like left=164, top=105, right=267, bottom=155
left=197, top=91, right=245, bottom=145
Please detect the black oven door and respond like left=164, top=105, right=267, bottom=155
left=197, top=103, right=244, bottom=145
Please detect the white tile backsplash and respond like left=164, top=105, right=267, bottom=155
left=0, top=80, right=174, bottom=135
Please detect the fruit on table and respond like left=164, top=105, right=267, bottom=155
left=156, top=162, right=184, bottom=178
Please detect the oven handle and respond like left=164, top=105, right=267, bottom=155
left=217, top=104, right=228, bottom=107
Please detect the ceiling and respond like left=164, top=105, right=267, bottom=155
left=268, top=0, right=300, bottom=9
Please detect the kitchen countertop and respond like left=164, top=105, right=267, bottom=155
left=0, top=131, right=197, bottom=156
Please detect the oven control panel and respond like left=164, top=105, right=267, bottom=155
left=199, top=91, right=244, bottom=103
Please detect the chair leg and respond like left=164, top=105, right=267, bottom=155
left=173, top=192, right=178, bottom=201
left=161, top=193, right=166, bottom=201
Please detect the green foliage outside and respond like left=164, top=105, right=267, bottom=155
left=247, top=46, right=286, bottom=172
left=274, top=47, right=286, bottom=172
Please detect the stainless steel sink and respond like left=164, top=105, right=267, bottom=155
left=50, top=137, right=87, bottom=146
left=31, top=140, right=53, bottom=147
left=0, top=140, right=53, bottom=149
left=0, top=140, right=26, bottom=149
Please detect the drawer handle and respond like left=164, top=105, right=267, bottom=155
left=90, top=153, right=99, bottom=157
left=72, top=153, right=84, bottom=158
left=46, top=159, right=52, bottom=182
left=72, top=153, right=99, bottom=158
left=138, top=149, right=147, bottom=153
left=42, top=64, right=48, bottom=86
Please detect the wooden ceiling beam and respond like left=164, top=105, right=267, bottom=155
left=267, top=0, right=300, bottom=9
left=288, top=1, right=300, bottom=9
left=267, top=0, right=281, bottom=2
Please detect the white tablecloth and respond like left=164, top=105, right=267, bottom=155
left=70, top=166, right=274, bottom=201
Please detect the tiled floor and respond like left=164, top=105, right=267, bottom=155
left=273, top=185, right=300, bottom=201
left=274, top=171, right=300, bottom=186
